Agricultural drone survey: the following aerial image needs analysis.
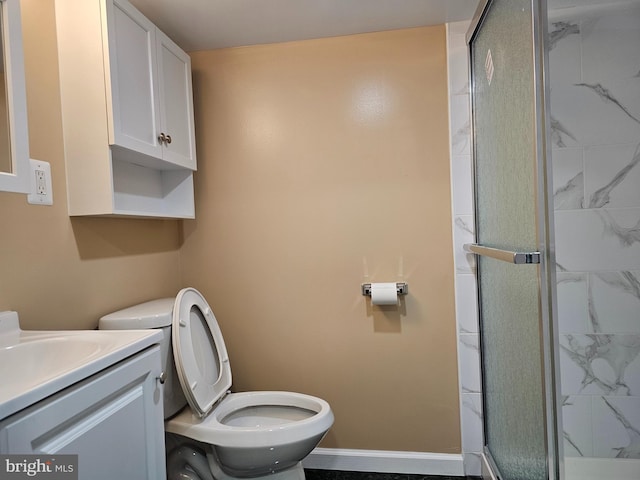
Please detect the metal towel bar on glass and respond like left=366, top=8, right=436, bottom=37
left=463, top=243, right=540, bottom=265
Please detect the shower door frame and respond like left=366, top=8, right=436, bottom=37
left=466, top=0, right=564, bottom=479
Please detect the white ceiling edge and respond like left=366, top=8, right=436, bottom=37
left=128, top=0, right=480, bottom=52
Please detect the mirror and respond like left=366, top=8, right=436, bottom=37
left=0, top=0, right=30, bottom=193
left=0, top=26, right=10, bottom=174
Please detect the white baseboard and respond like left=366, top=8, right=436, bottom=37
left=303, top=448, right=465, bottom=477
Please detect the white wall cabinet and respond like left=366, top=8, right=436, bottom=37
left=0, top=347, right=166, bottom=480
left=104, top=0, right=196, bottom=170
left=56, top=0, right=197, bottom=218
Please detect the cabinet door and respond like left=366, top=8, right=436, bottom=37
left=0, top=348, right=166, bottom=480
left=104, top=0, right=162, bottom=159
left=156, top=29, right=197, bottom=170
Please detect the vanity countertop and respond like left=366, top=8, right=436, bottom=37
left=0, top=311, right=162, bottom=420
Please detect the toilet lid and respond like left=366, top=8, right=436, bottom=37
left=172, top=287, right=232, bottom=418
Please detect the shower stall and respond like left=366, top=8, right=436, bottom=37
left=464, top=0, right=640, bottom=479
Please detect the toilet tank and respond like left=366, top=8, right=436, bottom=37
left=99, top=298, right=187, bottom=418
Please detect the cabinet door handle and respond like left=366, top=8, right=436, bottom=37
left=165, top=135, right=172, bottom=144
left=158, top=133, right=167, bottom=144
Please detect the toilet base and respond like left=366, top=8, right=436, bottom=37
left=166, top=433, right=307, bottom=480
left=208, top=453, right=305, bottom=480
left=167, top=444, right=213, bottom=480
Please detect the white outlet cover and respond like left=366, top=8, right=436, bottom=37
left=27, top=159, right=53, bottom=205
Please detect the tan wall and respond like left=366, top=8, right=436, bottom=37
left=1, top=1, right=460, bottom=454
left=0, top=0, right=183, bottom=329
left=182, top=26, right=460, bottom=453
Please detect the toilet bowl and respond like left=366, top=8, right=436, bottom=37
left=99, top=287, right=333, bottom=480
left=169, top=391, right=332, bottom=477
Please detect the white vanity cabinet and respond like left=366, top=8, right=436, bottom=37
left=0, top=346, right=166, bottom=480
left=55, top=0, right=197, bottom=218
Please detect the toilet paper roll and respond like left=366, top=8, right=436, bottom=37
left=370, top=282, right=398, bottom=306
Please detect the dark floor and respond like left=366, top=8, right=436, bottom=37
left=304, top=469, right=481, bottom=480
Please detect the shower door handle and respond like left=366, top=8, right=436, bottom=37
left=464, top=243, right=540, bottom=265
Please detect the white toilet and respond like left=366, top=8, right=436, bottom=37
left=99, top=287, right=333, bottom=480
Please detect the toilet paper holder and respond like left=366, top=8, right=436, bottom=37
left=361, top=282, right=408, bottom=297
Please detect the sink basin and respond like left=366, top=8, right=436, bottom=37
left=2, top=337, right=104, bottom=392
left=0, top=311, right=162, bottom=420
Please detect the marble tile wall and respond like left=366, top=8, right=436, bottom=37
left=446, top=21, right=483, bottom=477
left=549, top=0, right=640, bottom=460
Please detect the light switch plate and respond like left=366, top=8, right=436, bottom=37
left=27, top=159, right=53, bottom=205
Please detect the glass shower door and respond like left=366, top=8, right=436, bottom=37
left=466, top=1, right=562, bottom=479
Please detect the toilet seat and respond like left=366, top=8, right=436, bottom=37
left=166, top=391, right=333, bottom=448
left=172, top=288, right=232, bottom=418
